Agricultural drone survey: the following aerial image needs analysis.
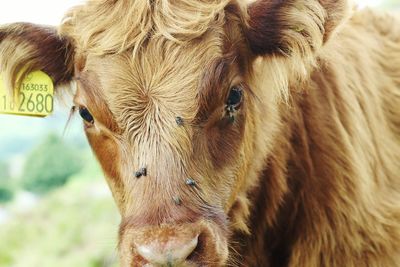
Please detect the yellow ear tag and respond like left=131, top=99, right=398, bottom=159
left=0, top=71, right=54, bottom=117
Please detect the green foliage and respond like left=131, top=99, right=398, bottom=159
left=0, top=160, right=9, bottom=178
left=0, top=178, right=119, bottom=267
left=21, top=133, right=83, bottom=194
left=0, top=187, right=13, bottom=203
left=0, top=161, right=13, bottom=203
left=0, top=186, right=14, bottom=203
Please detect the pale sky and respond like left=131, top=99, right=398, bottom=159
left=0, top=0, right=385, bottom=25
left=356, top=0, right=384, bottom=8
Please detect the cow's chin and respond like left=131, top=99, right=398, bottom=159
left=118, top=220, right=229, bottom=267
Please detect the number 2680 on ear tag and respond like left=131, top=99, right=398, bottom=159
left=0, top=71, right=54, bottom=117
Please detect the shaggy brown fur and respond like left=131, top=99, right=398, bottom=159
left=1, top=0, right=399, bottom=266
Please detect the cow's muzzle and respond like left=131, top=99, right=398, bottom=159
left=119, top=221, right=228, bottom=266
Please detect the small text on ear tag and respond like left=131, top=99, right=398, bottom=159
left=0, top=71, right=54, bottom=117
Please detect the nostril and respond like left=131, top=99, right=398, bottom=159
left=136, top=235, right=199, bottom=265
left=172, top=235, right=198, bottom=261
left=186, top=232, right=205, bottom=262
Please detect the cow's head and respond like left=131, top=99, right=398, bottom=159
left=0, top=0, right=350, bottom=265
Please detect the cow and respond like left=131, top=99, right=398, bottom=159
left=1, top=0, right=400, bottom=266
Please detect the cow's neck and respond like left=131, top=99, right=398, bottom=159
left=234, top=58, right=400, bottom=266
left=233, top=81, right=337, bottom=265
left=231, top=90, right=313, bottom=266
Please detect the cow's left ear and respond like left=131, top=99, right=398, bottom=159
left=0, top=23, right=75, bottom=93
left=245, top=0, right=351, bottom=56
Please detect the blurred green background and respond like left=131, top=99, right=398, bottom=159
left=0, top=1, right=399, bottom=267
left=0, top=101, right=120, bottom=267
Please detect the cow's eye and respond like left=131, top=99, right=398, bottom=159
left=227, top=86, right=243, bottom=107
left=79, top=107, right=94, bottom=124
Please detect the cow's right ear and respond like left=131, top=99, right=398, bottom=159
left=0, top=23, right=74, bottom=93
left=244, top=0, right=350, bottom=57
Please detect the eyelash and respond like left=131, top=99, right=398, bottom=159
left=63, top=106, right=76, bottom=135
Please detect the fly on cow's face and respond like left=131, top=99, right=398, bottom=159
left=173, top=196, right=182, bottom=205
left=175, top=116, right=184, bottom=126
left=134, top=167, right=147, bottom=178
left=185, top=178, right=196, bottom=187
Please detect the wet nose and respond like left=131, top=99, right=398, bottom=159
left=134, top=232, right=198, bottom=265
left=136, top=236, right=198, bottom=266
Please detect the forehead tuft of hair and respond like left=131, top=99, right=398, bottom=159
left=60, top=0, right=230, bottom=56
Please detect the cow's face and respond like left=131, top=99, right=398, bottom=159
left=0, top=0, right=350, bottom=265
left=74, top=19, right=252, bottom=266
